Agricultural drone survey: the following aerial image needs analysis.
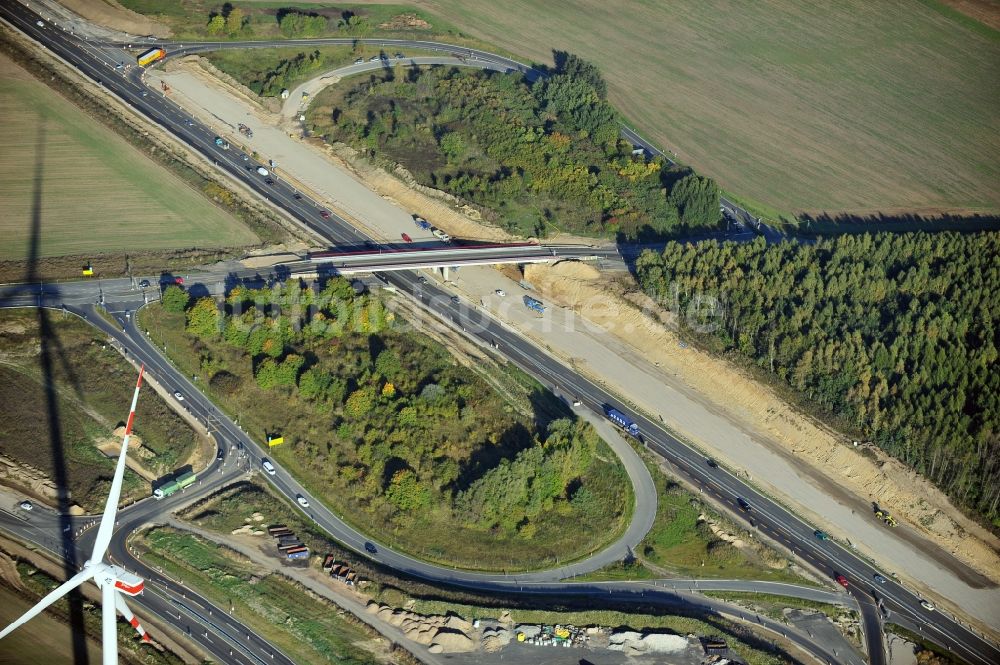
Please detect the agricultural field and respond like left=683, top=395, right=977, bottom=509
left=414, top=0, right=1000, bottom=220
left=0, top=309, right=204, bottom=510
left=0, top=53, right=257, bottom=262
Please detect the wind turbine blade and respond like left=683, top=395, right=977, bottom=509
left=91, top=366, right=144, bottom=563
left=102, top=577, right=118, bottom=665
left=114, top=591, right=151, bottom=642
left=0, top=568, right=92, bottom=640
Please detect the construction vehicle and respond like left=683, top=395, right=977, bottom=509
left=523, top=295, right=545, bottom=313
left=238, top=123, right=253, bottom=138
left=136, top=48, right=166, bottom=67
left=872, top=502, right=898, bottom=527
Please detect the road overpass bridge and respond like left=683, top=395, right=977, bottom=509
left=306, top=242, right=591, bottom=278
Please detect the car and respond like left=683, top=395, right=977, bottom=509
left=364, top=542, right=378, bottom=554
left=572, top=399, right=582, bottom=407
left=141, top=91, right=148, bottom=97
left=706, top=458, right=718, bottom=468
left=242, top=154, right=249, bottom=161
left=319, top=210, right=331, bottom=219
left=293, top=193, right=302, bottom=199
left=262, top=459, right=276, bottom=475
left=395, top=52, right=405, bottom=59
left=451, top=296, right=460, bottom=304
left=115, top=63, right=123, bottom=70
left=369, top=56, right=380, bottom=62
left=36, top=20, right=44, bottom=28
left=173, top=391, right=184, bottom=401
left=495, top=289, right=506, bottom=297
left=873, top=574, right=888, bottom=584
left=216, top=448, right=224, bottom=461
left=265, top=178, right=275, bottom=185
left=138, top=279, right=150, bottom=288
left=418, top=275, right=428, bottom=284
left=736, top=497, right=752, bottom=511
left=354, top=57, right=363, bottom=64
left=835, top=574, right=849, bottom=588
left=919, top=600, right=935, bottom=611
left=174, top=276, right=184, bottom=285
left=296, top=495, right=310, bottom=508
left=401, top=233, right=412, bottom=242
left=19, top=500, right=33, bottom=511
left=814, top=530, right=830, bottom=541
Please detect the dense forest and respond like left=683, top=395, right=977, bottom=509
left=153, top=280, right=629, bottom=566
left=636, top=232, right=1000, bottom=524
left=308, top=54, right=721, bottom=238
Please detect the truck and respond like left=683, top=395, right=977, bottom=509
left=431, top=228, right=451, bottom=243
left=152, top=480, right=180, bottom=500
left=176, top=471, right=197, bottom=489
left=136, top=48, right=166, bottom=67
left=256, top=166, right=269, bottom=177
left=605, top=406, right=641, bottom=439
left=413, top=216, right=432, bottom=230
left=523, top=295, right=545, bottom=313
left=153, top=471, right=196, bottom=499
left=214, top=137, right=230, bottom=150
left=285, top=546, right=310, bottom=560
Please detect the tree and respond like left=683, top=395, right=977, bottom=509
left=386, top=469, right=430, bottom=511
left=186, top=297, right=221, bottom=339
left=668, top=174, right=720, bottom=229
left=225, top=7, right=245, bottom=36
left=254, top=358, right=280, bottom=389
left=345, top=387, right=375, bottom=418
left=161, top=285, right=189, bottom=313
left=206, top=14, right=226, bottom=35
left=554, top=51, right=607, bottom=99
left=345, top=15, right=372, bottom=38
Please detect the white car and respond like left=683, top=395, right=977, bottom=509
left=173, top=391, right=184, bottom=401
left=919, top=600, right=935, bottom=612
left=296, top=495, right=310, bottom=508
left=19, top=500, right=33, bottom=511
left=262, top=460, right=276, bottom=475
left=495, top=289, right=506, bottom=297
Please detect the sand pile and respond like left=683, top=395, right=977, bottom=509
left=365, top=602, right=475, bottom=653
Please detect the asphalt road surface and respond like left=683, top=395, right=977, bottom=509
left=3, top=4, right=998, bottom=665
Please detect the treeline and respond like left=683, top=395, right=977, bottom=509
left=205, top=7, right=372, bottom=39
left=162, top=280, right=623, bottom=536
left=313, top=54, right=720, bottom=238
left=635, top=232, right=1000, bottom=523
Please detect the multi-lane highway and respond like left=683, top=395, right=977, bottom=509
left=1, top=2, right=997, bottom=664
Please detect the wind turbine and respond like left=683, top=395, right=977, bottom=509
left=1, top=366, right=152, bottom=663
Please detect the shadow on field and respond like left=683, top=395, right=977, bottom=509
left=797, top=211, right=1000, bottom=235
left=25, top=117, right=91, bottom=665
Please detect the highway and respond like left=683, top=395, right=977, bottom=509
left=2, top=3, right=997, bottom=665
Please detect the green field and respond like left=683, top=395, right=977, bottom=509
left=0, top=309, right=202, bottom=510
left=0, top=54, right=258, bottom=261
left=412, top=0, right=1000, bottom=218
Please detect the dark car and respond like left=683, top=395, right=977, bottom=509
left=319, top=210, right=331, bottom=219
left=873, top=573, right=888, bottom=584
left=216, top=448, right=224, bottom=461
left=265, top=178, right=275, bottom=185
left=138, top=279, right=150, bottom=288
left=814, top=530, right=830, bottom=541
left=364, top=542, right=378, bottom=555
left=706, top=458, right=718, bottom=468
left=736, top=497, right=752, bottom=511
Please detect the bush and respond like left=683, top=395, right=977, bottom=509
left=161, top=285, right=189, bottom=312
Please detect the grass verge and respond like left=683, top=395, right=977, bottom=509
left=135, top=527, right=392, bottom=665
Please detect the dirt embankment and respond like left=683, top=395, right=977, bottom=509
left=57, top=0, right=171, bottom=38
left=522, top=262, right=1000, bottom=587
